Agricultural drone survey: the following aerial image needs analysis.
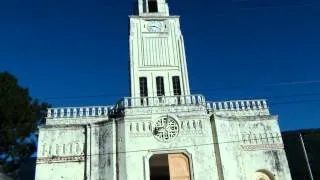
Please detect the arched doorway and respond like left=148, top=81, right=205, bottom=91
left=149, top=153, right=191, bottom=180
left=253, top=170, right=274, bottom=180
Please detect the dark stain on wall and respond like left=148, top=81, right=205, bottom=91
left=265, top=150, right=282, bottom=172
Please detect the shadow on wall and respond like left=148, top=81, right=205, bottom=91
left=19, top=158, right=36, bottom=180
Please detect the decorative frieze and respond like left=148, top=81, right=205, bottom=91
left=180, top=120, right=204, bottom=136
left=41, top=142, right=85, bottom=157
left=129, top=121, right=153, bottom=137
left=128, top=119, right=204, bottom=138
left=119, top=94, right=206, bottom=108
left=36, top=155, right=85, bottom=164
left=241, top=133, right=282, bottom=145
left=240, top=132, right=283, bottom=151
left=125, top=105, right=207, bottom=116
left=241, top=144, right=284, bottom=151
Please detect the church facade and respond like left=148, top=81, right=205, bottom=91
left=35, top=1, right=292, bottom=180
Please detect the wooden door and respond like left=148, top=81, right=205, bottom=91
left=168, top=154, right=191, bottom=180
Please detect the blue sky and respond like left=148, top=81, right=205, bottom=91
left=0, top=0, right=319, bottom=131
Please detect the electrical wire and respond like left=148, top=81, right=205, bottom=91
left=38, top=135, right=285, bottom=156
left=42, top=80, right=320, bottom=101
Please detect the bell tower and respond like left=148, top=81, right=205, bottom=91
left=129, top=0, right=191, bottom=99
left=137, top=0, right=169, bottom=16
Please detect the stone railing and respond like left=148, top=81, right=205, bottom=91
left=115, top=94, right=206, bottom=109
left=206, top=99, right=270, bottom=116
left=207, top=99, right=267, bottom=111
left=47, top=106, right=114, bottom=119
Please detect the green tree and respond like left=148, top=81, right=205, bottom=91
left=0, top=72, right=49, bottom=176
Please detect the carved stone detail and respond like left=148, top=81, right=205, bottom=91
left=129, top=121, right=153, bottom=137
left=153, top=116, right=179, bottom=142
left=241, top=144, right=284, bottom=151
left=36, top=155, right=85, bottom=164
left=180, top=120, right=204, bottom=136
left=40, top=141, right=84, bottom=157
left=241, top=133, right=282, bottom=145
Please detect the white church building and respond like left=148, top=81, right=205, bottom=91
left=35, top=0, right=292, bottom=180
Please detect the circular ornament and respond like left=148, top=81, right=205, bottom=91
left=153, top=116, right=179, bottom=142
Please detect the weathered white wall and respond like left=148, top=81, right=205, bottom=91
left=35, top=125, right=86, bottom=180
left=212, top=112, right=292, bottom=180
left=36, top=100, right=292, bottom=180
left=35, top=119, right=116, bottom=180
left=117, top=105, right=219, bottom=180
left=88, top=121, right=116, bottom=180
left=36, top=162, right=84, bottom=180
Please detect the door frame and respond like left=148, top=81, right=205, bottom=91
left=144, top=150, right=195, bottom=180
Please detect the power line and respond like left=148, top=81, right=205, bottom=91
left=38, top=135, right=285, bottom=157
left=42, top=80, right=320, bottom=101
left=195, top=80, right=320, bottom=93
left=270, top=99, right=320, bottom=106
left=99, top=0, right=318, bottom=12
left=33, top=133, right=319, bottom=166
left=40, top=131, right=320, bottom=157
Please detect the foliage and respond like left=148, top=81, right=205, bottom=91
left=0, top=72, right=49, bottom=176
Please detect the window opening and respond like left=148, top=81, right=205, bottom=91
left=140, top=77, right=148, bottom=105
left=172, top=76, right=182, bottom=96
left=156, top=77, right=165, bottom=97
left=148, top=0, right=158, bottom=13
left=140, top=77, right=148, bottom=97
left=172, top=76, right=182, bottom=104
left=143, top=0, right=147, bottom=13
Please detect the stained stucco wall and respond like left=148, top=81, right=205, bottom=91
left=212, top=113, right=292, bottom=180
left=117, top=105, right=219, bottom=180
left=35, top=119, right=116, bottom=180
left=35, top=125, right=86, bottom=180
left=88, top=121, right=116, bottom=180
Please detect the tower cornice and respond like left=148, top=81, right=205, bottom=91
left=129, top=15, right=180, bottom=19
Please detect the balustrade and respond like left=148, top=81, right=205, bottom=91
left=206, top=99, right=268, bottom=111
left=47, top=97, right=268, bottom=119
left=47, top=106, right=113, bottom=118
left=119, top=94, right=206, bottom=108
